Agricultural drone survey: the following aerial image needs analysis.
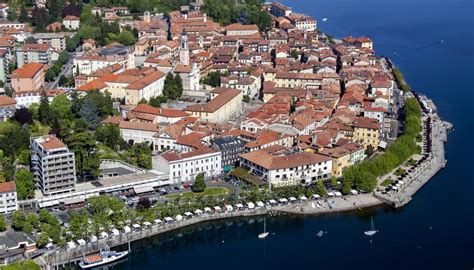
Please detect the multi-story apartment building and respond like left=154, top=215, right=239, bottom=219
left=287, top=13, right=317, bottom=32
left=212, top=136, right=246, bottom=171
left=353, top=117, right=382, bottom=149
left=0, top=48, right=9, bottom=83
left=32, top=32, right=70, bottom=51
left=16, top=43, right=52, bottom=68
left=318, top=142, right=365, bottom=177
left=0, top=181, right=18, bottom=214
left=240, top=145, right=332, bottom=186
left=11, top=63, right=45, bottom=92
left=153, top=147, right=222, bottom=184
left=30, top=135, right=76, bottom=196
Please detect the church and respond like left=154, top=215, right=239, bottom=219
left=174, top=31, right=201, bottom=92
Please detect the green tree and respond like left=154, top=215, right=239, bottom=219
left=117, top=30, right=136, bottom=46
left=174, top=74, right=183, bottom=98
left=163, top=73, right=178, bottom=100
left=2, top=260, right=41, bottom=270
left=95, top=124, right=121, bottom=150
left=243, top=95, right=250, bottom=103
left=125, top=143, right=152, bottom=169
left=78, top=25, right=99, bottom=40
left=192, top=173, right=206, bottom=192
left=0, top=215, right=6, bottom=232
left=68, top=209, right=89, bottom=240
left=7, top=9, right=17, bottom=21
left=4, top=85, right=12, bottom=97
left=38, top=91, right=53, bottom=124
left=19, top=4, right=28, bottom=22
left=17, top=149, right=30, bottom=165
left=15, top=169, right=35, bottom=200
left=11, top=211, right=27, bottom=231
left=290, top=49, right=299, bottom=60
left=202, top=71, right=222, bottom=87
left=365, top=145, right=375, bottom=156
left=79, top=97, right=101, bottom=129
left=51, top=94, right=72, bottom=120
left=315, top=181, right=327, bottom=196
left=45, top=69, right=56, bottom=82
left=66, top=131, right=100, bottom=181
left=0, top=121, right=30, bottom=158
left=11, top=107, right=33, bottom=125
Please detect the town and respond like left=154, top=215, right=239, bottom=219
left=0, top=1, right=450, bottom=269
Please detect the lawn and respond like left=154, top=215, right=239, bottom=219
left=165, top=187, right=229, bottom=199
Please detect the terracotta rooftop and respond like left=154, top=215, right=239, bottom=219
left=0, top=181, right=16, bottom=193
left=240, top=145, right=331, bottom=170
left=161, top=147, right=217, bottom=162
left=0, top=95, right=16, bottom=106
left=119, top=121, right=159, bottom=132
left=38, top=135, right=67, bottom=150
left=185, top=88, right=241, bottom=113
left=12, top=63, right=44, bottom=79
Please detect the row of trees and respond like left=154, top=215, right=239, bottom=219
left=11, top=209, right=63, bottom=247
left=341, top=98, right=422, bottom=193
left=202, top=0, right=272, bottom=32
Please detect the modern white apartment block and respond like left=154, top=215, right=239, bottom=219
left=30, top=135, right=76, bottom=196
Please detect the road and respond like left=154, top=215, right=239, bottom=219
left=46, top=48, right=80, bottom=90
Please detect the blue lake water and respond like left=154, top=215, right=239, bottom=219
left=108, top=0, right=474, bottom=269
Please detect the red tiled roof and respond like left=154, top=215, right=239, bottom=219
left=0, top=95, right=16, bottom=106
left=12, top=63, right=44, bottom=79
left=0, top=181, right=16, bottom=193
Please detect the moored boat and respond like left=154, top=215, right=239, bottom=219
left=79, top=250, right=129, bottom=269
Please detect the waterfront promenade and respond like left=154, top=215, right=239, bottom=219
left=375, top=115, right=450, bottom=207
left=41, top=208, right=266, bottom=269
left=276, top=194, right=382, bottom=214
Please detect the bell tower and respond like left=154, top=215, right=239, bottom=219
left=180, top=31, right=190, bottom=66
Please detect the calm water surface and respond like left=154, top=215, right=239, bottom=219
left=103, top=0, right=474, bottom=269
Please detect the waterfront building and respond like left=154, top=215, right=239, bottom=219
left=212, top=136, right=246, bottom=171
left=270, top=2, right=292, bottom=17
left=318, top=142, right=365, bottom=177
left=287, top=13, right=317, bottom=32
left=11, top=63, right=45, bottom=92
left=153, top=147, right=222, bottom=184
left=0, top=181, right=18, bottom=214
left=240, top=145, right=332, bottom=186
left=225, top=23, right=259, bottom=36
left=30, top=135, right=76, bottom=196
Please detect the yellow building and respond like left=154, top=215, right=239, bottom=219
left=318, top=142, right=365, bottom=177
left=185, top=88, right=242, bottom=123
left=353, top=117, right=381, bottom=149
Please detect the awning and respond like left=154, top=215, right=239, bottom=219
left=184, top=212, right=193, bottom=217
left=235, top=203, right=244, bottom=208
left=164, top=217, right=173, bottom=222
left=225, top=205, right=233, bottom=211
left=289, top=197, right=297, bottom=201
left=256, top=201, right=264, bottom=207
left=300, top=196, right=308, bottom=201
left=279, top=198, right=288, bottom=203
left=154, top=219, right=162, bottom=224
left=312, top=194, right=320, bottom=199
left=204, top=207, right=212, bottom=212
left=143, top=221, right=151, bottom=226
left=213, top=206, right=222, bottom=211
left=132, top=224, right=141, bottom=229
left=175, top=215, right=183, bottom=221
left=64, top=197, right=85, bottom=205
left=194, top=209, right=203, bottom=215
left=223, top=165, right=234, bottom=172
left=269, top=199, right=277, bottom=204
left=134, top=185, right=155, bottom=194
left=247, top=202, right=255, bottom=209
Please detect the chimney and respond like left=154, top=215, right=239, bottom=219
left=184, top=13, right=188, bottom=20
left=203, top=13, right=207, bottom=22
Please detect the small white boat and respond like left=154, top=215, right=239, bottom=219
left=79, top=249, right=129, bottom=269
left=258, top=217, right=270, bottom=239
left=364, top=217, right=378, bottom=236
left=322, top=18, right=328, bottom=22
left=316, top=230, right=324, bottom=237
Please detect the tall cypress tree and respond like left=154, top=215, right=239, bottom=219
left=38, top=91, right=52, bottom=124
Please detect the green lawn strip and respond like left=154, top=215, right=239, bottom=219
left=165, top=187, right=229, bottom=199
